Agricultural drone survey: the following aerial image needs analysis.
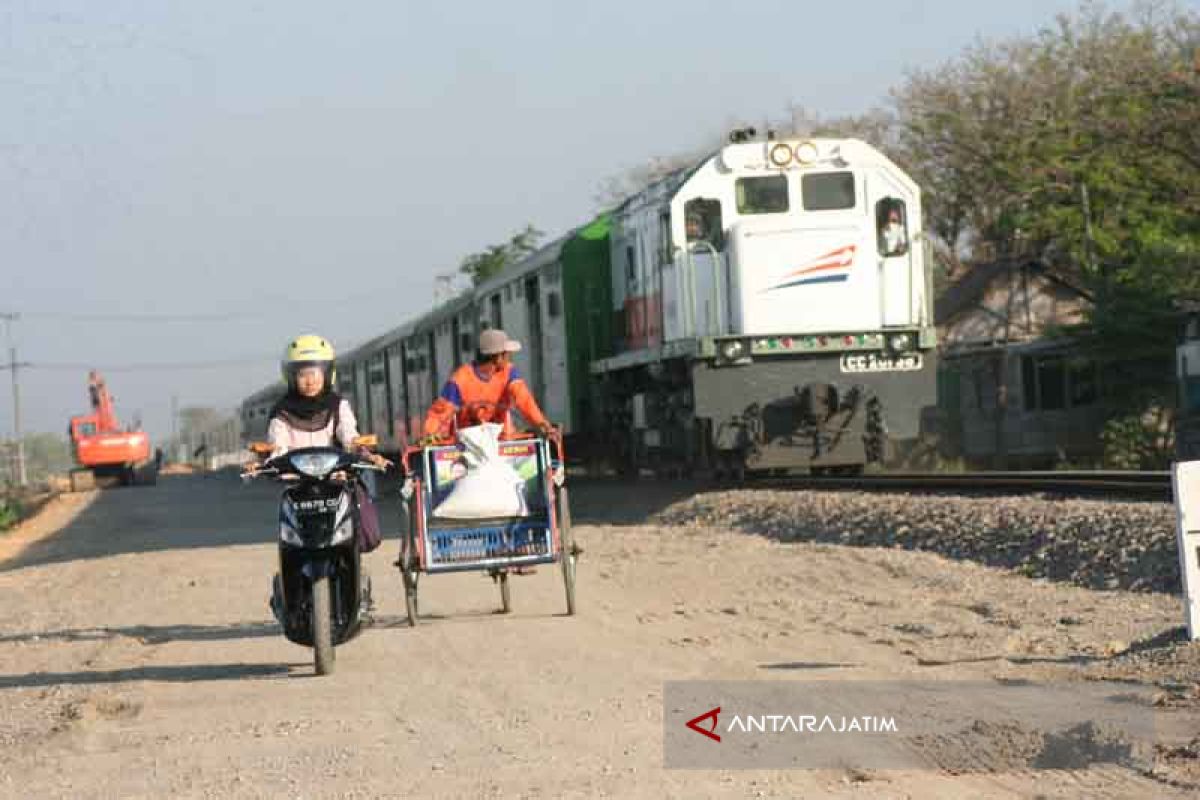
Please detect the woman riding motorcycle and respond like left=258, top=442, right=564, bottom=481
left=249, top=335, right=388, bottom=633
left=263, top=334, right=389, bottom=499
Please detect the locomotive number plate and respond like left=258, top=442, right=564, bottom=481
left=840, top=352, right=923, bottom=373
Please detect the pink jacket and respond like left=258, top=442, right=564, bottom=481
left=268, top=399, right=360, bottom=459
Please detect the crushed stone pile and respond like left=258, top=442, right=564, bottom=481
left=654, top=490, right=1180, bottom=593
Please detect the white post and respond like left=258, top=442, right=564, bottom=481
left=1171, top=460, right=1200, bottom=640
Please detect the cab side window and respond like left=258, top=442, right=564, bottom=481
left=684, top=197, right=724, bottom=250
left=876, top=198, right=909, bottom=257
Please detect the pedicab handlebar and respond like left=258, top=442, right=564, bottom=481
left=400, top=426, right=565, bottom=479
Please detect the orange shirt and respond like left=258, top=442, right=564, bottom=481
left=423, top=362, right=548, bottom=438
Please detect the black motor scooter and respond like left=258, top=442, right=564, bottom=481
left=243, top=439, right=385, bottom=675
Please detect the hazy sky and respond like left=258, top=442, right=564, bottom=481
left=2, top=0, right=1141, bottom=441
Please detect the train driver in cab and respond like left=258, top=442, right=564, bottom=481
left=878, top=200, right=909, bottom=256
left=420, top=329, right=556, bottom=444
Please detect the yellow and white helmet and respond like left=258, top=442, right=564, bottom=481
left=282, top=334, right=336, bottom=391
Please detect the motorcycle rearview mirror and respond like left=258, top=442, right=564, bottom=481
left=248, top=441, right=273, bottom=456
left=352, top=435, right=378, bottom=449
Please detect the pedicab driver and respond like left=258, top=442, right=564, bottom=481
left=420, top=329, right=556, bottom=445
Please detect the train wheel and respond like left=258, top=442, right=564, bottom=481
left=730, top=457, right=746, bottom=483
left=716, top=452, right=746, bottom=482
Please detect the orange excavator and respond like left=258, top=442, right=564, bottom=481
left=68, top=371, right=155, bottom=490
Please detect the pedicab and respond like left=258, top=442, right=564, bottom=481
left=395, top=417, right=579, bottom=625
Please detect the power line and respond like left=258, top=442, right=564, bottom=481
left=22, top=356, right=279, bottom=372
left=12, top=338, right=367, bottom=373
left=12, top=288, right=430, bottom=324
left=19, top=310, right=263, bottom=323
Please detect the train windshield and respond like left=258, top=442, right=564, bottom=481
left=801, top=171, right=856, bottom=211
left=735, top=175, right=788, bottom=214
left=1185, top=376, right=1200, bottom=413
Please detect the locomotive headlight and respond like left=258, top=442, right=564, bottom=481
left=768, top=143, right=793, bottom=167
left=716, top=339, right=751, bottom=366
left=888, top=333, right=914, bottom=353
left=794, top=141, right=819, bottom=165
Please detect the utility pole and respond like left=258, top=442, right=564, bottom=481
left=170, top=394, right=178, bottom=462
left=1, top=313, right=27, bottom=486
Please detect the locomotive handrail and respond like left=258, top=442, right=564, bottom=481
left=686, top=241, right=725, bottom=337
left=921, top=232, right=934, bottom=328
left=677, top=245, right=696, bottom=337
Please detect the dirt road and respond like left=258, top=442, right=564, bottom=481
left=0, top=474, right=1197, bottom=798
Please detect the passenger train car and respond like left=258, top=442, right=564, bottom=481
left=240, top=383, right=283, bottom=445
left=242, top=132, right=936, bottom=475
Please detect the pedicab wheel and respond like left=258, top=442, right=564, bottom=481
left=558, top=485, right=576, bottom=616
left=399, top=513, right=420, bottom=627
left=311, top=575, right=335, bottom=676
left=402, top=559, right=419, bottom=627
left=499, top=571, right=512, bottom=613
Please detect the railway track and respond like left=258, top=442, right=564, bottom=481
left=754, top=469, right=1173, bottom=500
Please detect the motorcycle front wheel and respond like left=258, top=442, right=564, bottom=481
left=311, top=575, right=335, bottom=675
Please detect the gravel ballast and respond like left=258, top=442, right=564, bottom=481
left=653, top=489, right=1181, bottom=593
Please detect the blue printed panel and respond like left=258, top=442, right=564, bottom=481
left=428, top=522, right=553, bottom=568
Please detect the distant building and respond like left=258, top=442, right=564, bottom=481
left=934, top=260, right=1103, bottom=468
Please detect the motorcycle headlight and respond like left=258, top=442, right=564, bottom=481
left=280, top=497, right=299, bottom=529
left=279, top=521, right=304, bottom=546
left=331, top=516, right=354, bottom=546
left=289, top=452, right=341, bottom=478
left=331, top=493, right=354, bottom=545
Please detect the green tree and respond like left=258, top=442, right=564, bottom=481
left=459, top=225, right=545, bottom=285
left=891, top=2, right=1198, bottom=463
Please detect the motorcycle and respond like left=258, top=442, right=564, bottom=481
left=243, top=437, right=386, bottom=675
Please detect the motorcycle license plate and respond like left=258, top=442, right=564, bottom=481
left=294, top=497, right=340, bottom=515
